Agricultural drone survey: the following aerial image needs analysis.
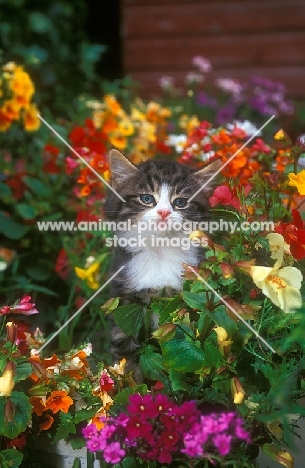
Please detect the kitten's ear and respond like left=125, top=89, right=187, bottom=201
left=193, top=159, right=222, bottom=193
left=108, top=149, right=138, bottom=189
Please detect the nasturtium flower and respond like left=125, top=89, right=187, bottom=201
left=288, top=170, right=305, bottom=195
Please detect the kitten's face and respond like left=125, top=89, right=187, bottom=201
left=104, top=149, right=221, bottom=231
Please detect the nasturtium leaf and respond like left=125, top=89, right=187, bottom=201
left=161, top=336, right=205, bottom=372
left=113, top=304, right=144, bottom=336
left=0, top=392, right=32, bottom=439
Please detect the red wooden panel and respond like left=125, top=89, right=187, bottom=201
left=123, top=32, right=305, bottom=70
left=123, top=1, right=305, bottom=38
left=125, top=66, right=305, bottom=98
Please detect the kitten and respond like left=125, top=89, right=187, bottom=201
left=104, top=149, right=221, bottom=375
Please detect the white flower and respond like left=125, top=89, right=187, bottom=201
left=227, top=120, right=261, bottom=136
left=185, top=72, right=204, bottom=84
left=166, top=134, right=187, bottom=153
left=159, top=75, right=175, bottom=89
left=192, top=56, right=212, bottom=73
left=216, top=78, right=242, bottom=94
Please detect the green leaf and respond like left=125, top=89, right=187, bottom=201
left=203, top=341, right=224, bottom=368
left=112, top=384, right=147, bottom=413
left=140, top=347, right=164, bottom=380
left=52, top=411, right=76, bottom=445
left=158, top=296, right=182, bottom=325
left=15, top=203, right=37, bottom=219
left=70, top=438, right=86, bottom=450
left=0, top=392, right=32, bottom=439
left=74, top=407, right=100, bottom=425
left=22, top=176, right=52, bottom=197
left=0, top=183, right=12, bottom=197
left=213, top=306, right=237, bottom=336
left=161, top=336, right=205, bottom=372
left=182, top=291, right=207, bottom=310
left=14, top=362, right=32, bottom=383
left=24, top=262, right=52, bottom=281
left=72, top=459, right=81, bottom=468
left=0, top=211, right=30, bottom=240
left=169, top=369, right=192, bottom=392
left=29, top=12, right=52, bottom=33
left=113, top=304, right=144, bottom=336
left=0, top=449, right=23, bottom=467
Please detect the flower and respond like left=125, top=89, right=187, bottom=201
left=75, top=260, right=100, bottom=289
left=227, top=120, right=261, bottom=137
left=209, top=185, right=241, bottom=210
left=45, top=390, right=74, bottom=414
left=0, top=295, right=38, bottom=316
left=288, top=170, right=305, bottom=195
left=275, top=209, right=305, bottom=260
left=0, top=368, right=15, bottom=397
left=250, top=265, right=303, bottom=314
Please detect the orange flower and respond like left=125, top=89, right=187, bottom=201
left=30, top=396, right=46, bottom=416
left=29, top=354, right=61, bottom=382
left=104, top=94, right=122, bottom=116
left=61, top=350, right=89, bottom=381
left=45, top=390, right=73, bottom=414
left=39, top=413, right=54, bottom=432
left=0, top=107, right=13, bottom=131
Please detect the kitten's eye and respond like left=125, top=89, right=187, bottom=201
left=173, top=197, right=188, bottom=208
left=140, top=194, right=156, bottom=205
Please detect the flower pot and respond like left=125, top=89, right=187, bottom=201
left=27, top=436, right=102, bottom=468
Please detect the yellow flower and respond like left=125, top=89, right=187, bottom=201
left=75, top=261, right=100, bottom=289
left=288, top=170, right=305, bottom=195
left=109, top=132, right=127, bottom=150
left=10, top=65, right=35, bottom=104
left=0, top=369, right=14, bottom=397
left=118, top=118, right=134, bottom=136
left=214, top=327, right=232, bottom=356
left=250, top=265, right=302, bottom=314
left=23, top=103, right=40, bottom=131
left=266, top=232, right=290, bottom=269
left=231, top=377, right=246, bottom=404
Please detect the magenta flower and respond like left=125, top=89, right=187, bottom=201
left=103, top=441, right=125, bottom=464
left=0, top=295, right=39, bottom=316
left=83, top=393, right=250, bottom=465
left=99, top=371, right=114, bottom=392
left=213, top=433, right=232, bottom=457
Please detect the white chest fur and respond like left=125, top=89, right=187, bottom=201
left=126, top=243, right=199, bottom=291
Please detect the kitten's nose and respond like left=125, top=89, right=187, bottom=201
left=157, top=209, right=171, bottom=220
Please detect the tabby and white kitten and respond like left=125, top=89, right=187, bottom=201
left=104, top=149, right=220, bottom=373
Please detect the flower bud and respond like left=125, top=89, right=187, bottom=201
left=231, top=377, right=246, bottom=404
left=6, top=321, right=17, bottom=343
left=152, top=323, right=177, bottom=343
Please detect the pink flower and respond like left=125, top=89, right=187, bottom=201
left=252, top=138, right=272, bottom=154
left=1, top=295, right=39, bottom=316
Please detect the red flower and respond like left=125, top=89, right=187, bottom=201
left=42, top=144, right=61, bottom=174
left=209, top=185, right=241, bottom=210
left=99, top=371, right=114, bottom=392
left=275, top=209, right=305, bottom=260
left=69, top=119, right=107, bottom=154
left=54, top=248, right=71, bottom=280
